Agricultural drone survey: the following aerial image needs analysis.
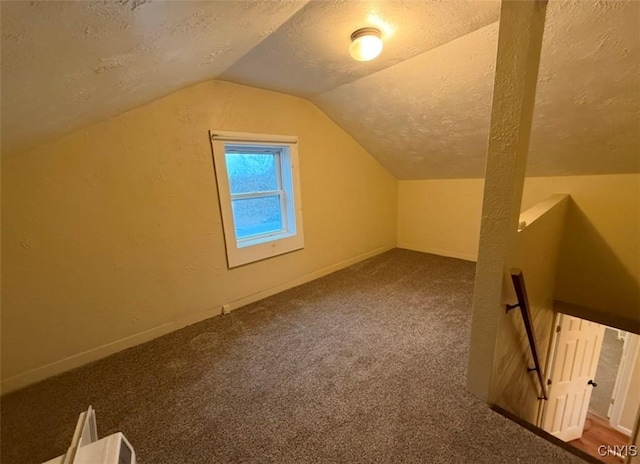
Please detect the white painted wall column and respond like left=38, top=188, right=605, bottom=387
left=466, top=0, right=548, bottom=401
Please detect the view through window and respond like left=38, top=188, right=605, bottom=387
left=210, top=132, right=304, bottom=268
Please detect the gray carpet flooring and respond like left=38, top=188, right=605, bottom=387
left=589, top=327, right=624, bottom=418
left=1, top=249, right=585, bottom=463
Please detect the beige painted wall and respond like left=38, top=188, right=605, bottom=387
left=491, top=195, right=569, bottom=423
left=524, top=175, right=640, bottom=325
left=1, top=80, right=397, bottom=393
left=397, top=179, right=484, bottom=262
left=397, top=174, right=640, bottom=325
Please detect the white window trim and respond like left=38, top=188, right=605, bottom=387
left=210, top=131, right=304, bottom=268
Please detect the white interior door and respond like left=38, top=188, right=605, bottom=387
left=542, top=314, right=605, bottom=441
left=609, top=332, right=640, bottom=435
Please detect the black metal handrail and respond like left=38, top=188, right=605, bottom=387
left=506, top=269, right=548, bottom=401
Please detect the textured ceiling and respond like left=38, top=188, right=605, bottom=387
left=0, top=0, right=309, bottom=155
left=314, top=0, right=640, bottom=178
left=313, top=21, right=499, bottom=179
left=220, top=0, right=499, bottom=97
left=528, top=0, right=639, bottom=177
left=1, top=0, right=638, bottom=179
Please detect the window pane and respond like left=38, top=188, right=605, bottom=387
left=225, top=153, right=278, bottom=194
left=231, top=196, right=283, bottom=239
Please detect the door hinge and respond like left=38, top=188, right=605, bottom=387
left=556, top=325, right=561, bottom=333
left=547, top=379, right=552, bottom=386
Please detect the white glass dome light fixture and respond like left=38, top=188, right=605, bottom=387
left=349, top=27, right=383, bottom=61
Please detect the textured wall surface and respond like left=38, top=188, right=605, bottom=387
left=492, top=195, right=569, bottom=424
left=467, top=0, right=548, bottom=402
left=1, top=80, right=397, bottom=392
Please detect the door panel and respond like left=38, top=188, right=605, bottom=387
left=542, top=314, right=605, bottom=442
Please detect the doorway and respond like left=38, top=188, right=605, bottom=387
left=590, top=328, right=625, bottom=419
left=538, top=313, right=639, bottom=463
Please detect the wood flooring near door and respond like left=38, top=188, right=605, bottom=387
left=569, top=412, right=629, bottom=464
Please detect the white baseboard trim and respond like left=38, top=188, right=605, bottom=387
left=612, top=424, right=633, bottom=437
left=210, top=244, right=394, bottom=318
left=1, top=323, right=176, bottom=395
left=1, top=244, right=394, bottom=395
left=397, top=242, right=477, bottom=262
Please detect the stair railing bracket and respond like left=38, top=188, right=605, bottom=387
left=505, top=303, right=520, bottom=313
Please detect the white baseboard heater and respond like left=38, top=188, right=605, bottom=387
left=43, top=406, right=136, bottom=464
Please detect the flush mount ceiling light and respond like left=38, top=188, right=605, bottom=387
left=349, top=27, right=383, bottom=61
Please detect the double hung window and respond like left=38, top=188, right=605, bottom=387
left=210, top=131, right=304, bottom=268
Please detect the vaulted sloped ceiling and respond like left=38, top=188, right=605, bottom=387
left=1, top=0, right=638, bottom=179
left=0, top=0, right=309, bottom=156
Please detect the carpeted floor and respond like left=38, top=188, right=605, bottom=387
left=1, top=249, right=584, bottom=463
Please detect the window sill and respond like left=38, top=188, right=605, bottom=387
left=237, top=231, right=296, bottom=249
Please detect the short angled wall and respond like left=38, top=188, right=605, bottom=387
left=397, top=175, right=640, bottom=322
left=491, top=194, right=569, bottom=423
left=397, top=179, right=484, bottom=262
left=534, top=176, right=640, bottom=327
